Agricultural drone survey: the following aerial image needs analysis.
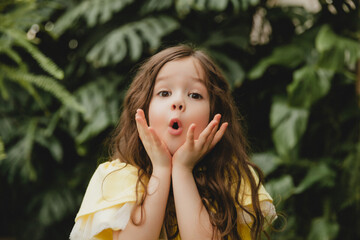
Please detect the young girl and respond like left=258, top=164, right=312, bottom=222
left=70, top=45, right=276, bottom=240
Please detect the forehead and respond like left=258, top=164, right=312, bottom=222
left=155, top=57, right=206, bottom=84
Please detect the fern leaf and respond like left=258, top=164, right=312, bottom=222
left=53, top=0, right=135, bottom=35
left=1, top=28, right=64, bottom=79
left=2, top=66, right=84, bottom=113
left=0, top=47, right=22, bottom=64
left=11, top=73, right=48, bottom=111
left=0, top=1, right=55, bottom=30
left=0, top=1, right=36, bottom=29
left=87, top=16, right=179, bottom=66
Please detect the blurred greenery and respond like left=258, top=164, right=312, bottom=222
left=0, top=0, right=359, bottom=239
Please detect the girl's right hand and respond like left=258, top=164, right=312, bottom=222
left=135, top=109, right=172, bottom=171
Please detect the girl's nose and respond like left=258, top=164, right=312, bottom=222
left=172, top=103, right=184, bottom=111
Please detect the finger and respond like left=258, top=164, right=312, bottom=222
left=186, top=123, right=196, bottom=146
left=198, top=114, right=220, bottom=145
left=204, top=120, right=219, bottom=149
left=203, top=114, right=223, bottom=149
left=210, top=122, right=228, bottom=149
left=135, top=110, right=150, bottom=141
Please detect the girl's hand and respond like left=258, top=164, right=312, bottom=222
left=135, top=109, right=172, bottom=171
left=172, top=114, right=228, bottom=172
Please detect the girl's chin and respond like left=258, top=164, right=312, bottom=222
left=167, top=143, right=182, bottom=155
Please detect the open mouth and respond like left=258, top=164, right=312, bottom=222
left=172, top=122, right=179, bottom=130
left=169, top=118, right=182, bottom=135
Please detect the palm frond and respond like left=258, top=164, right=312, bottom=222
left=53, top=0, right=135, bottom=35
left=87, top=15, right=179, bottom=66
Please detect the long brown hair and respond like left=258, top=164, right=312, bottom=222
left=110, top=45, right=265, bottom=239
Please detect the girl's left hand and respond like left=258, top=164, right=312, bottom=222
left=172, top=114, right=228, bottom=172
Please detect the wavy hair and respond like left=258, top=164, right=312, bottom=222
left=110, top=45, right=266, bottom=239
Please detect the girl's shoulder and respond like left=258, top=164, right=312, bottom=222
left=96, top=159, right=139, bottom=177
left=237, top=165, right=273, bottom=206
left=75, top=159, right=143, bottom=221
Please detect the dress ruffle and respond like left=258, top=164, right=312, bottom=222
left=70, top=203, right=134, bottom=240
left=238, top=200, right=277, bottom=224
left=69, top=160, right=143, bottom=240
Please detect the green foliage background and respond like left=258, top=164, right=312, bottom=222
left=0, top=0, right=359, bottom=239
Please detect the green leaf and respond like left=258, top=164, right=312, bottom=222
left=248, top=44, right=305, bottom=80
left=315, top=25, right=336, bottom=52
left=209, top=50, right=245, bottom=88
left=87, top=16, right=179, bottom=66
left=294, top=163, right=335, bottom=194
left=35, top=135, right=63, bottom=163
left=67, top=76, right=123, bottom=144
left=308, top=217, right=339, bottom=240
left=316, top=25, right=360, bottom=72
left=53, top=0, right=135, bottom=35
left=76, top=110, right=109, bottom=144
left=270, top=98, right=309, bottom=158
left=1, top=28, right=64, bottom=80
left=251, top=152, right=282, bottom=176
left=140, top=0, right=173, bottom=15
left=287, top=66, right=334, bottom=109
left=265, top=175, right=295, bottom=201
left=208, top=0, right=228, bottom=11
left=32, top=188, right=79, bottom=226
left=2, top=118, right=38, bottom=182
left=175, top=0, right=195, bottom=17
left=3, top=66, right=84, bottom=113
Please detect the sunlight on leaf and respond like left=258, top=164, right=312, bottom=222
left=251, top=152, right=281, bottom=176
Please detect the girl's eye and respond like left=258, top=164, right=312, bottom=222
left=189, top=93, right=203, bottom=99
left=158, top=91, right=171, bottom=97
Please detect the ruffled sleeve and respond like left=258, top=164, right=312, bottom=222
left=236, top=167, right=277, bottom=240
left=69, top=159, right=143, bottom=240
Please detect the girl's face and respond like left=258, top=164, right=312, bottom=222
left=148, top=57, right=211, bottom=155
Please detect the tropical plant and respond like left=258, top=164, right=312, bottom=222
left=0, top=0, right=359, bottom=239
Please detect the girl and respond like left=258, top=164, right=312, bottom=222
left=70, top=45, right=276, bottom=240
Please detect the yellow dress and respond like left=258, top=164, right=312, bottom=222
left=69, top=159, right=276, bottom=240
